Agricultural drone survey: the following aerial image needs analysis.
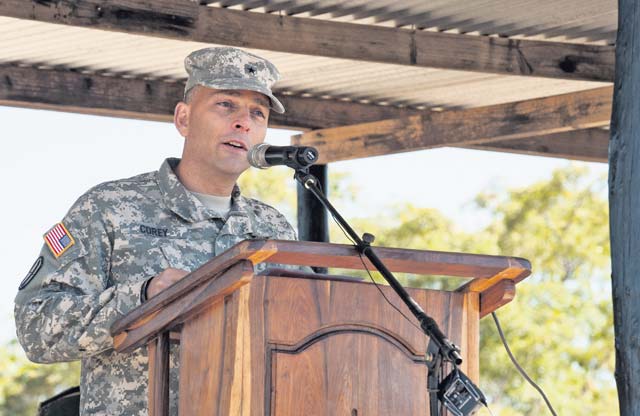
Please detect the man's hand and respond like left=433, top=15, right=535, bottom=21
left=146, top=268, right=189, bottom=299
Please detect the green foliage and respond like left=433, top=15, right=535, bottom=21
left=329, top=205, right=496, bottom=290
left=475, top=166, right=617, bottom=415
left=476, top=166, right=610, bottom=280
left=0, top=340, right=80, bottom=416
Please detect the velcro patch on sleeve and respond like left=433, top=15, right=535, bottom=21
left=44, top=222, right=75, bottom=258
left=18, top=256, right=43, bottom=290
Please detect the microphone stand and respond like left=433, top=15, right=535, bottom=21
left=294, top=168, right=472, bottom=416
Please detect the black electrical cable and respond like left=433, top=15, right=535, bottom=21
left=491, top=312, right=558, bottom=416
left=321, top=190, right=412, bottom=324
left=328, top=211, right=423, bottom=332
left=357, top=251, right=424, bottom=333
left=331, top=216, right=448, bottom=413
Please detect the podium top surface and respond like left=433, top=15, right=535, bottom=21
left=111, top=239, right=530, bottom=339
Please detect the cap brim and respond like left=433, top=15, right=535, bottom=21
left=189, top=79, right=285, bottom=114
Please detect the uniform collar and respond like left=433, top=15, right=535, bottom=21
left=157, top=158, right=247, bottom=223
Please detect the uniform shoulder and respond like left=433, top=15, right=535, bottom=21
left=72, top=171, right=157, bottom=201
left=84, top=170, right=157, bottom=197
left=242, top=196, right=288, bottom=218
left=64, top=170, right=159, bottom=217
left=241, top=196, right=296, bottom=239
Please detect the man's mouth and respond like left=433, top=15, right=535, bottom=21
left=223, top=140, right=248, bottom=151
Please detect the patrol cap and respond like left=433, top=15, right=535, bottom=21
left=184, top=47, right=285, bottom=114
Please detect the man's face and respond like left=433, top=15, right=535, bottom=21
left=177, top=87, right=270, bottom=180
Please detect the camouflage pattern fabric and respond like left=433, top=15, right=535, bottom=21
left=14, top=158, right=297, bottom=415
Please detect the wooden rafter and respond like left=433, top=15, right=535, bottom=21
left=0, top=0, right=614, bottom=81
left=293, top=87, right=613, bottom=164
left=0, top=63, right=610, bottom=162
left=464, top=128, right=609, bottom=163
left=0, top=63, right=180, bottom=122
left=0, top=63, right=419, bottom=130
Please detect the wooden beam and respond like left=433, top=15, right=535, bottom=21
left=0, top=63, right=611, bottom=163
left=0, top=63, right=419, bottom=130
left=0, top=0, right=614, bottom=81
left=275, top=96, right=421, bottom=130
left=609, top=0, right=640, bottom=413
left=0, top=63, right=180, bottom=122
left=466, top=128, right=610, bottom=163
left=293, top=87, right=613, bottom=164
left=147, top=332, right=170, bottom=416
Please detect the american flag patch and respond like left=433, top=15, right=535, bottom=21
left=44, top=223, right=75, bottom=258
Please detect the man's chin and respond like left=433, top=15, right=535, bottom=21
left=216, top=163, right=251, bottom=179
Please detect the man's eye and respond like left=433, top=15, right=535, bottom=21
left=252, top=109, right=266, bottom=118
left=217, top=101, right=232, bottom=108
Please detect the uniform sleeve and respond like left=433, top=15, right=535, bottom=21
left=14, top=192, right=146, bottom=364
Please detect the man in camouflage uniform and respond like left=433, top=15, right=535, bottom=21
left=15, top=47, right=295, bottom=415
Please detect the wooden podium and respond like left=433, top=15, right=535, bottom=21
left=111, top=239, right=530, bottom=416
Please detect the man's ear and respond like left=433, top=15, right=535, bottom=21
left=174, top=101, right=190, bottom=138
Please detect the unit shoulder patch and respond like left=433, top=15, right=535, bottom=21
left=44, top=222, right=75, bottom=258
left=19, top=256, right=43, bottom=290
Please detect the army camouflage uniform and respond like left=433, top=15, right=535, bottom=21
left=14, top=157, right=298, bottom=415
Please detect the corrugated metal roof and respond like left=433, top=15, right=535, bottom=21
left=0, top=0, right=615, bottom=112
left=219, top=0, right=616, bottom=44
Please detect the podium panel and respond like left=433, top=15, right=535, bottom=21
left=271, top=331, right=429, bottom=415
left=176, top=275, right=477, bottom=416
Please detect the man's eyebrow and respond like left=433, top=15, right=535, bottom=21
left=214, top=90, right=270, bottom=108
left=253, top=96, right=270, bottom=108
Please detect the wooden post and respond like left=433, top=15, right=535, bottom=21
left=609, top=1, right=640, bottom=414
left=297, top=164, right=329, bottom=273
left=147, top=332, right=170, bottom=416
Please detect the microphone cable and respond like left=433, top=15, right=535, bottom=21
left=491, top=312, right=558, bottom=416
left=325, top=197, right=423, bottom=333
left=329, top=212, right=444, bottom=414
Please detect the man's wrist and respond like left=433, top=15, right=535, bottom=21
left=140, top=276, right=154, bottom=303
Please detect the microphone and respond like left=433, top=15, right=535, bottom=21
left=247, top=144, right=319, bottom=170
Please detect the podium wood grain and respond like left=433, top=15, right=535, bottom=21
left=171, top=275, right=477, bottom=415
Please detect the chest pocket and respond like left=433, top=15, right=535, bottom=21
left=110, top=238, right=168, bottom=285
left=160, top=239, right=214, bottom=273
left=214, top=213, right=276, bottom=256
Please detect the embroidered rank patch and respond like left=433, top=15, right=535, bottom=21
left=44, top=222, right=75, bottom=258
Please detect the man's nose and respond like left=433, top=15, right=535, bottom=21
left=233, top=108, right=251, bottom=131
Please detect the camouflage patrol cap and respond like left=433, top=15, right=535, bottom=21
left=184, top=47, right=285, bottom=114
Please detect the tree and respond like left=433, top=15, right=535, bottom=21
left=474, top=166, right=615, bottom=414
left=0, top=340, right=80, bottom=416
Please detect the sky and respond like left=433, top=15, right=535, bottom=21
left=0, top=105, right=608, bottom=343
